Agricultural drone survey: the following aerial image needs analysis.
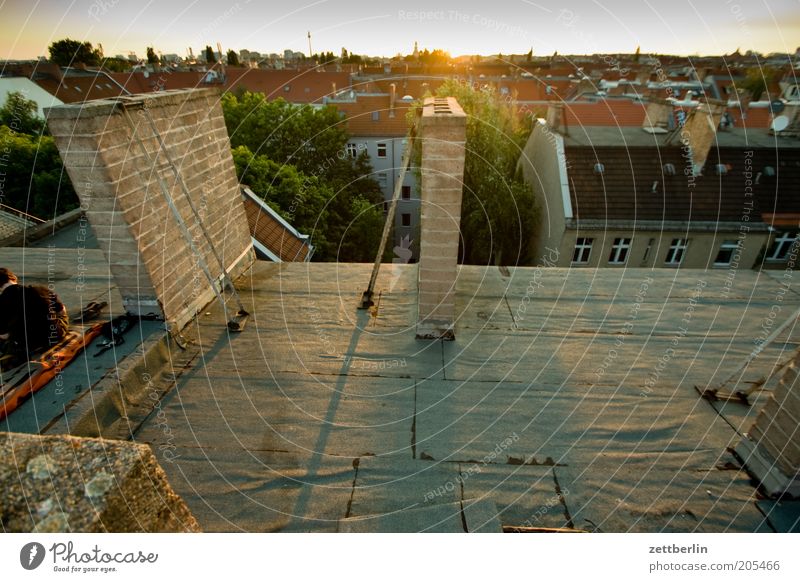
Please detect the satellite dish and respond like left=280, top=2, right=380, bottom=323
left=771, top=115, right=790, bottom=132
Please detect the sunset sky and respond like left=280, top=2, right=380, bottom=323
left=1, top=0, right=799, bottom=60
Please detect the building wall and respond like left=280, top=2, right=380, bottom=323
left=46, top=88, right=254, bottom=331
left=517, top=120, right=568, bottom=264
left=349, top=136, right=420, bottom=259
left=556, top=227, right=768, bottom=269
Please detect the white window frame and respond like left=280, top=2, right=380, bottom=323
left=714, top=240, right=739, bottom=266
left=346, top=143, right=357, bottom=159
left=665, top=238, right=688, bottom=265
left=767, top=231, right=798, bottom=261
left=572, top=237, right=593, bottom=264
left=608, top=237, right=631, bottom=265
left=377, top=142, right=387, bottom=158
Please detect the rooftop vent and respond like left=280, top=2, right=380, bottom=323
left=763, top=166, right=776, bottom=177
left=593, top=163, right=605, bottom=175
left=715, top=164, right=728, bottom=176
left=663, top=163, right=676, bottom=176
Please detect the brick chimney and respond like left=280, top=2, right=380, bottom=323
left=545, top=102, right=565, bottom=134
left=389, top=83, right=396, bottom=116
left=736, top=348, right=800, bottom=497
left=46, top=89, right=254, bottom=331
left=416, top=97, right=466, bottom=340
left=681, top=98, right=726, bottom=175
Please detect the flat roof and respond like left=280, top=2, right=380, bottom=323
left=124, top=261, right=799, bottom=532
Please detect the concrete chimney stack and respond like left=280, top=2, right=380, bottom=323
left=736, top=348, right=800, bottom=497
left=416, top=97, right=466, bottom=340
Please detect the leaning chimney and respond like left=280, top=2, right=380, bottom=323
left=681, top=98, right=727, bottom=175
left=736, top=348, right=800, bottom=497
left=46, top=89, right=255, bottom=332
left=416, top=97, right=467, bottom=340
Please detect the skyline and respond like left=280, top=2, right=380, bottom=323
left=1, top=0, right=799, bottom=61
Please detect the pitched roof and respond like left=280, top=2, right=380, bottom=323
left=329, top=94, right=413, bottom=137
left=241, top=187, right=313, bottom=262
left=564, top=144, right=800, bottom=223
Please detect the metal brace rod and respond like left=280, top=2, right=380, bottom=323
left=137, top=105, right=247, bottom=314
left=118, top=104, right=233, bottom=321
left=359, top=123, right=417, bottom=309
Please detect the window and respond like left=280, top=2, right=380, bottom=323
left=377, top=172, right=387, bottom=187
left=401, top=185, right=411, bottom=200
left=377, top=143, right=387, bottom=158
left=767, top=231, right=798, bottom=261
left=608, top=238, right=631, bottom=265
left=572, top=237, right=593, bottom=264
left=372, top=111, right=380, bottom=121
left=714, top=240, right=739, bottom=266
left=401, top=213, right=411, bottom=227
left=346, top=143, right=357, bottom=158
left=665, top=238, right=688, bottom=265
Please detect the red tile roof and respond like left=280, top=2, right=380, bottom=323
left=330, top=94, right=413, bottom=137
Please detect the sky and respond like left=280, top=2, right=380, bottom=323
left=1, top=0, right=799, bottom=60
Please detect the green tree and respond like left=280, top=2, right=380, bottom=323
left=221, top=91, right=384, bottom=261
left=634, top=45, right=641, bottom=63
left=226, top=50, right=240, bottom=66
left=48, top=38, right=101, bottom=66
left=414, top=79, right=537, bottom=265
left=231, top=145, right=331, bottom=257
left=146, top=46, right=158, bottom=64
left=0, top=92, right=45, bottom=136
left=0, top=126, right=79, bottom=218
left=743, top=66, right=783, bottom=101
left=205, top=45, right=215, bottom=64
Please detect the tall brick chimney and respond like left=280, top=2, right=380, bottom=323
left=642, top=97, right=674, bottom=133
left=46, top=89, right=254, bottom=331
left=416, top=97, right=466, bottom=340
left=736, top=349, right=800, bottom=497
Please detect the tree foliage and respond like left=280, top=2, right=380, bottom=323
left=222, top=91, right=384, bottom=261
left=48, top=38, right=101, bottom=66
left=0, top=92, right=45, bottom=136
left=0, top=126, right=79, bottom=218
left=226, top=50, right=240, bottom=66
left=417, top=79, right=537, bottom=265
left=146, top=47, right=158, bottom=64
left=743, top=66, right=783, bottom=101
left=205, top=45, right=215, bottom=64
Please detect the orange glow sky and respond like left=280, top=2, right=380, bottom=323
left=1, top=0, right=799, bottom=60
